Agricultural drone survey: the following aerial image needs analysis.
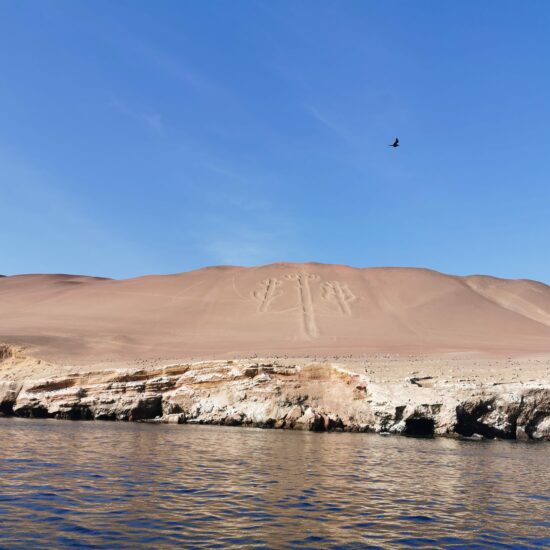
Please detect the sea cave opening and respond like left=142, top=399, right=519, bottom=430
left=404, top=417, right=435, bottom=437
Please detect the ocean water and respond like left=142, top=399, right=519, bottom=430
left=0, top=418, right=548, bottom=549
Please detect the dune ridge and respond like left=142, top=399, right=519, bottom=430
left=1, top=263, right=550, bottom=363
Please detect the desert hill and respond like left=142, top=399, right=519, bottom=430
left=1, top=263, right=550, bottom=363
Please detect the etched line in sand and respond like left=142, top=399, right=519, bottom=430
left=284, top=273, right=320, bottom=338
left=321, top=281, right=356, bottom=316
left=252, top=278, right=283, bottom=312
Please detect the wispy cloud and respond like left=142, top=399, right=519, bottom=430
left=190, top=167, right=299, bottom=266
left=115, top=30, right=230, bottom=101
left=136, top=42, right=218, bottom=96
left=304, top=103, right=355, bottom=144
left=0, top=148, right=145, bottom=277
left=201, top=212, right=297, bottom=266
left=204, top=230, right=282, bottom=266
left=85, top=7, right=227, bottom=100
left=109, top=97, right=164, bottom=135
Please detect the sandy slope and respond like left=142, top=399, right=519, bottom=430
left=1, top=263, right=550, bottom=364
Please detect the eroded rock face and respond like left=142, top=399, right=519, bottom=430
left=0, top=381, right=21, bottom=416
left=516, top=390, right=550, bottom=440
left=0, top=359, right=548, bottom=440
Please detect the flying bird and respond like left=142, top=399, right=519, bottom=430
left=389, top=138, right=399, bottom=148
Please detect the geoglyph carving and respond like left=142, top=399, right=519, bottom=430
left=284, top=273, right=321, bottom=338
left=252, top=273, right=356, bottom=338
left=252, top=278, right=283, bottom=312
left=321, top=281, right=356, bottom=316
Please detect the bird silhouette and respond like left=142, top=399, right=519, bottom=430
left=389, top=138, right=399, bottom=148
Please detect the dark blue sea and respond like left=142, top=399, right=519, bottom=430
left=0, top=418, right=548, bottom=549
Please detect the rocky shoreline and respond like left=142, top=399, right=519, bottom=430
left=1, top=349, right=548, bottom=440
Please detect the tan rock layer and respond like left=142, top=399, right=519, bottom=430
left=1, top=354, right=548, bottom=440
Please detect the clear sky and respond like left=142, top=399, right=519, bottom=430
left=1, top=1, right=549, bottom=281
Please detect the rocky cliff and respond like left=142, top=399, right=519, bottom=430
left=1, top=346, right=548, bottom=440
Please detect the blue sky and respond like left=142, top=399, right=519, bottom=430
left=1, top=1, right=550, bottom=281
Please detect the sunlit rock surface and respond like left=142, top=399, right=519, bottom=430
left=1, top=346, right=548, bottom=440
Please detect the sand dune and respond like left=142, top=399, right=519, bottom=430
left=1, top=263, right=550, bottom=363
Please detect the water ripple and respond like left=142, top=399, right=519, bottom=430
left=0, top=418, right=548, bottom=549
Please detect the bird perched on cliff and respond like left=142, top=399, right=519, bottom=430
left=389, top=138, right=399, bottom=148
